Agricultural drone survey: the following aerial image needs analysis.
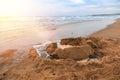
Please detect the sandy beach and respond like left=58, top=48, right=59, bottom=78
left=0, top=0, right=120, bottom=79
left=0, top=18, right=120, bottom=80
left=91, top=18, right=120, bottom=38
left=0, top=18, right=114, bottom=53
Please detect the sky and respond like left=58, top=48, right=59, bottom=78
left=0, top=0, right=120, bottom=16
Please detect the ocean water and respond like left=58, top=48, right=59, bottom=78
left=0, top=15, right=120, bottom=41
left=0, top=15, right=120, bottom=53
left=0, top=15, right=120, bottom=30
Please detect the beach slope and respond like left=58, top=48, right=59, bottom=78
left=0, top=19, right=120, bottom=80
left=91, top=19, right=120, bottom=38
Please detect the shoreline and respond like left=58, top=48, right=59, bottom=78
left=0, top=18, right=115, bottom=53
left=0, top=18, right=119, bottom=61
left=90, top=18, right=120, bottom=38
left=52, top=18, right=115, bottom=40
left=0, top=18, right=120, bottom=80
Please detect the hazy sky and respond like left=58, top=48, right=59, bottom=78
left=0, top=0, right=120, bottom=16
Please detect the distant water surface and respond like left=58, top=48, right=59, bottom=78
left=0, top=15, right=120, bottom=53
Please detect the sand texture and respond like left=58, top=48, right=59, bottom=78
left=91, top=19, right=120, bottom=38
left=0, top=37, right=120, bottom=80
left=0, top=19, right=120, bottom=80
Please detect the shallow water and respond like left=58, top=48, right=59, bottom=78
left=0, top=16, right=118, bottom=53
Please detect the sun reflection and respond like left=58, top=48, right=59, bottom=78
left=33, top=27, right=55, bottom=41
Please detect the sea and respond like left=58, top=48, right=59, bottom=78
left=0, top=14, right=120, bottom=31
left=0, top=14, right=120, bottom=55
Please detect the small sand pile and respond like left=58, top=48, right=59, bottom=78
left=52, top=45, right=94, bottom=60
left=45, top=37, right=108, bottom=60
left=0, top=37, right=120, bottom=80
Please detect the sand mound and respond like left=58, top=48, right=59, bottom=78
left=0, top=37, right=120, bottom=80
left=29, top=48, right=38, bottom=59
left=46, top=43, right=57, bottom=55
left=60, top=37, right=83, bottom=46
left=45, top=37, right=108, bottom=60
left=52, top=45, right=94, bottom=60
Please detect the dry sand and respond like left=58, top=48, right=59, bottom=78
left=0, top=19, right=120, bottom=80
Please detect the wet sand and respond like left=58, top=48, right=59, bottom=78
left=0, top=19, right=114, bottom=54
left=91, top=18, right=120, bottom=38
left=0, top=37, right=120, bottom=80
left=0, top=26, right=44, bottom=53
left=0, top=18, right=120, bottom=80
